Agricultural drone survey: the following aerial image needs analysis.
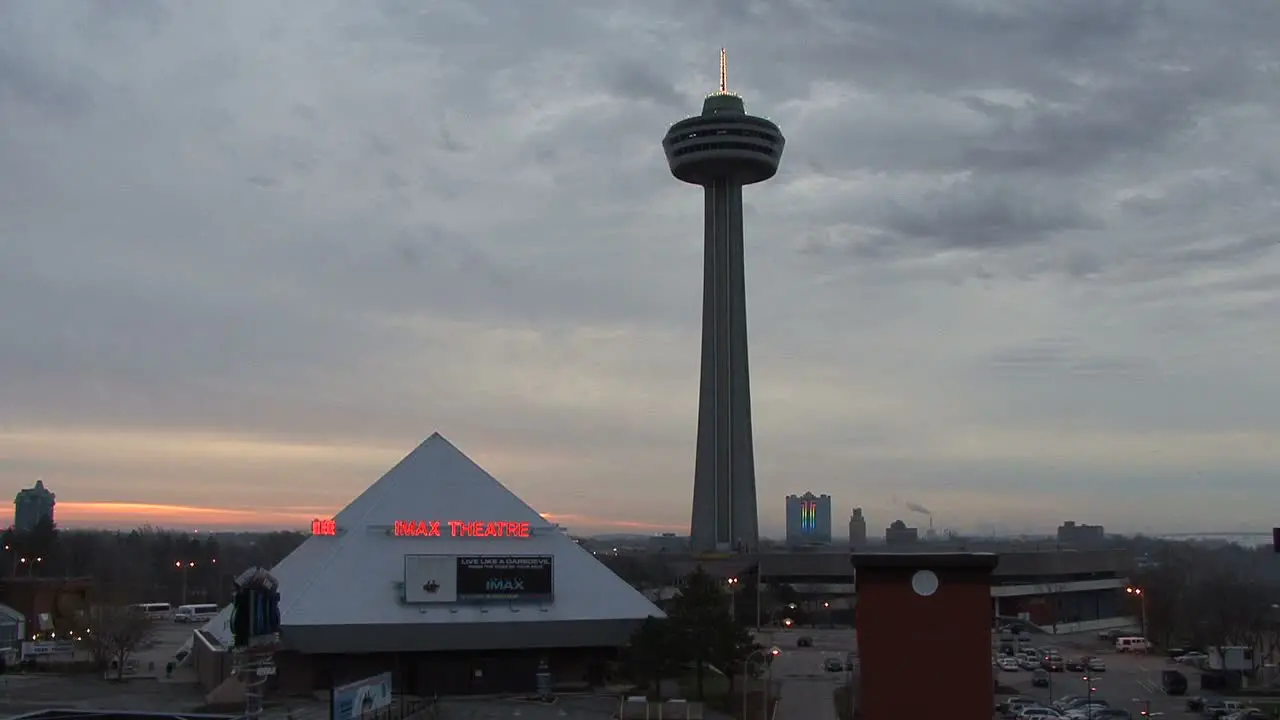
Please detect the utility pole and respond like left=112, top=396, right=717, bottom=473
left=176, top=561, right=195, bottom=605
left=755, top=564, right=763, bottom=632
left=1126, top=586, right=1147, bottom=637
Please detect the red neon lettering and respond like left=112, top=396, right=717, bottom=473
left=393, top=520, right=441, bottom=537
left=311, top=519, right=337, bottom=536
left=392, top=520, right=532, bottom=537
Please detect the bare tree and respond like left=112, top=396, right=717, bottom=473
left=1264, top=608, right=1280, bottom=667
left=75, top=605, right=155, bottom=680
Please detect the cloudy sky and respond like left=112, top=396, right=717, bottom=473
left=2, top=0, right=1278, bottom=537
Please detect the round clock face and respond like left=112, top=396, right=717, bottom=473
left=911, top=569, right=940, bottom=597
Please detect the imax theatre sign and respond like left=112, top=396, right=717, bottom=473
left=310, top=518, right=533, bottom=538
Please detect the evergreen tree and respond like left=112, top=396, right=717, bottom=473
left=621, top=616, right=682, bottom=698
left=665, top=567, right=750, bottom=700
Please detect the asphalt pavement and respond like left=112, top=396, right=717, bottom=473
left=756, top=628, right=855, bottom=720
left=997, top=648, right=1186, bottom=717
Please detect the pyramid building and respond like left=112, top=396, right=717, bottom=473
left=197, top=433, right=662, bottom=696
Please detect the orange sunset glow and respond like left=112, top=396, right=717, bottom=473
left=52, top=501, right=685, bottom=534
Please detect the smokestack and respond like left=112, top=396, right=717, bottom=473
left=851, top=553, right=998, bottom=719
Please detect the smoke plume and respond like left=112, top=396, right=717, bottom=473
left=905, top=502, right=932, bottom=517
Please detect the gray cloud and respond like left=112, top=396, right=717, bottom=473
left=0, top=0, right=1278, bottom=534
left=881, top=180, right=1100, bottom=250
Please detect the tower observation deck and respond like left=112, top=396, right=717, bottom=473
left=662, top=51, right=785, bottom=554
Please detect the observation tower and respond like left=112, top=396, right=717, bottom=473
left=662, top=50, right=785, bottom=554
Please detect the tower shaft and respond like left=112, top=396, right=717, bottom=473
left=690, top=178, right=758, bottom=553
left=663, top=52, right=783, bottom=556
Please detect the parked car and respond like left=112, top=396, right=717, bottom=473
left=1203, top=700, right=1248, bottom=718
left=1056, top=697, right=1109, bottom=712
left=1063, top=704, right=1111, bottom=719
left=1002, top=698, right=1045, bottom=719
left=997, top=696, right=1037, bottom=715
left=1086, top=657, right=1106, bottom=672
left=1161, top=669, right=1187, bottom=695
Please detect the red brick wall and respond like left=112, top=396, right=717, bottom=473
left=855, top=561, right=994, bottom=720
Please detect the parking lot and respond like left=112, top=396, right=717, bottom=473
left=0, top=673, right=206, bottom=716
left=756, top=628, right=855, bottom=720
left=996, top=638, right=1204, bottom=717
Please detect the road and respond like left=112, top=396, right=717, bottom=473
left=756, top=628, right=854, bottom=720
left=998, top=649, right=1187, bottom=717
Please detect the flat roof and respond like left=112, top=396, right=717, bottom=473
left=652, top=547, right=1127, bottom=579
left=851, top=552, right=1000, bottom=571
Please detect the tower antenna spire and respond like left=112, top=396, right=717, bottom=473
left=719, top=48, right=727, bottom=93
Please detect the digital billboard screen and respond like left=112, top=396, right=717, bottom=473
left=456, top=555, right=554, bottom=601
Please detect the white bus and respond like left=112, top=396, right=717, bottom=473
left=173, top=604, right=219, bottom=623
left=132, top=602, right=172, bottom=620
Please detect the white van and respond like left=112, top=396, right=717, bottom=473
left=173, top=604, right=219, bottom=623
left=1115, top=636, right=1152, bottom=653
left=132, top=602, right=172, bottom=620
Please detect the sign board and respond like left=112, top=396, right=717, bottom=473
left=403, top=555, right=555, bottom=603
left=331, top=671, right=392, bottom=720
left=404, top=554, right=459, bottom=603
left=456, top=555, right=554, bottom=601
left=21, top=641, right=75, bottom=660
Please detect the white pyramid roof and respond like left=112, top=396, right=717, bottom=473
left=201, top=433, right=662, bottom=652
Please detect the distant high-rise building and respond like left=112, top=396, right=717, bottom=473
left=785, top=493, right=832, bottom=546
left=848, top=508, right=868, bottom=547
left=884, top=519, right=918, bottom=546
left=13, top=480, right=55, bottom=533
left=1057, top=521, right=1105, bottom=546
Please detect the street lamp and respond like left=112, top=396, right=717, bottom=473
left=175, top=559, right=216, bottom=604
left=19, top=556, right=43, bottom=577
left=1083, top=676, right=1098, bottom=714
left=744, top=646, right=780, bottom=720
left=727, top=577, right=740, bottom=622
left=1126, top=586, right=1147, bottom=638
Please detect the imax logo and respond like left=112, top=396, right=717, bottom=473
left=485, top=578, right=525, bottom=592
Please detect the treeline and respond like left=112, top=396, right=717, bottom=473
left=1133, top=541, right=1280, bottom=657
left=1, top=519, right=306, bottom=605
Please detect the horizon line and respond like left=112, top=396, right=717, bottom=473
left=38, top=501, right=687, bottom=534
